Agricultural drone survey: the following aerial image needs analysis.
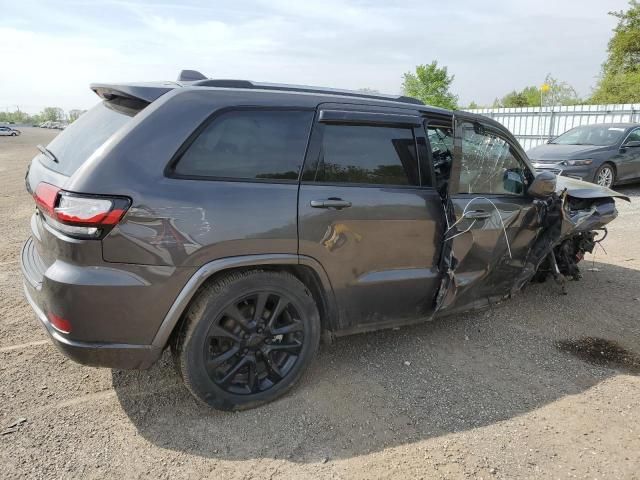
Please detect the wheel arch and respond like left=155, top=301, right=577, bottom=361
left=152, top=254, right=338, bottom=350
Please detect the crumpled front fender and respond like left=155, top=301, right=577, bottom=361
left=556, top=176, right=630, bottom=202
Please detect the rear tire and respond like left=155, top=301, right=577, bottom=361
left=172, top=270, right=320, bottom=411
left=594, top=163, right=615, bottom=188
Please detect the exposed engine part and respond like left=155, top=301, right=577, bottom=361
left=533, top=229, right=603, bottom=286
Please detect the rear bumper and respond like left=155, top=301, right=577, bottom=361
left=20, top=237, right=163, bottom=369
left=22, top=281, right=162, bottom=369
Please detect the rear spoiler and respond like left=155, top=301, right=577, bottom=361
left=90, top=82, right=176, bottom=104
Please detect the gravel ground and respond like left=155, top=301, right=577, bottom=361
left=1, top=128, right=639, bottom=479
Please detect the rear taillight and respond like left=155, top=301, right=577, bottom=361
left=34, top=182, right=130, bottom=239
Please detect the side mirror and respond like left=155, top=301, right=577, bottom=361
left=528, top=171, right=557, bottom=198
left=622, top=140, right=640, bottom=148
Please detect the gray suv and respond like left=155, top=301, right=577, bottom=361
left=21, top=71, right=627, bottom=410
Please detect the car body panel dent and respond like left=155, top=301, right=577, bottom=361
left=557, top=176, right=630, bottom=202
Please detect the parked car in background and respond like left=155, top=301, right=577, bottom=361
left=527, top=123, right=640, bottom=187
left=0, top=126, right=21, bottom=136
left=21, top=71, right=629, bottom=411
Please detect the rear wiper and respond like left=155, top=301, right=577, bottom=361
left=36, top=144, right=59, bottom=163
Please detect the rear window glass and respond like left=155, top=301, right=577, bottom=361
left=309, top=124, right=419, bottom=186
left=44, top=102, right=136, bottom=176
left=174, top=110, right=313, bottom=180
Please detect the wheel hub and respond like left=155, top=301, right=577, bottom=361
left=245, top=332, right=266, bottom=349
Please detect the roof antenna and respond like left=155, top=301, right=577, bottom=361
left=177, top=70, right=207, bottom=81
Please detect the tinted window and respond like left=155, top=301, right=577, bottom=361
left=311, top=125, right=419, bottom=186
left=175, top=110, right=313, bottom=180
left=459, top=122, right=529, bottom=195
left=45, top=102, right=137, bottom=176
left=626, top=128, right=640, bottom=143
left=550, top=125, right=626, bottom=146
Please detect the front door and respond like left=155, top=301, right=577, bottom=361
left=436, top=115, right=541, bottom=313
left=615, top=127, right=640, bottom=181
left=298, top=105, right=445, bottom=331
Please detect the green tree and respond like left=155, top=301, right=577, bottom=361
left=501, top=90, right=531, bottom=107
left=495, top=77, right=581, bottom=108
left=41, top=107, right=64, bottom=122
left=67, top=109, right=86, bottom=123
left=466, top=101, right=481, bottom=109
left=502, top=86, right=542, bottom=107
left=402, top=61, right=458, bottom=109
left=542, top=74, right=581, bottom=106
left=0, top=109, right=39, bottom=124
left=591, top=1, right=640, bottom=103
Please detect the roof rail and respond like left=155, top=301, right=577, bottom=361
left=190, top=78, right=424, bottom=106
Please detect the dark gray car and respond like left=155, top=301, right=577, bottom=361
left=21, top=71, right=629, bottom=410
left=527, top=123, right=640, bottom=188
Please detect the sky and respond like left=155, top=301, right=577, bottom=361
left=0, top=0, right=630, bottom=114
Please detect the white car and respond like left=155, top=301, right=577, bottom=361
left=0, top=126, right=20, bottom=136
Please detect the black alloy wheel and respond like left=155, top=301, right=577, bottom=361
left=173, top=270, right=320, bottom=410
left=204, top=291, right=304, bottom=395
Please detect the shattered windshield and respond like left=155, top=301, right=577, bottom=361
left=550, top=125, right=626, bottom=146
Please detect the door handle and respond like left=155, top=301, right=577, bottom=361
left=310, top=198, right=352, bottom=210
left=463, top=210, right=491, bottom=220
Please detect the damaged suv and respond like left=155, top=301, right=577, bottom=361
left=21, top=71, right=629, bottom=410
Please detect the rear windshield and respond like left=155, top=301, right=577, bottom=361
left=43, top=101, right=138, bottom=176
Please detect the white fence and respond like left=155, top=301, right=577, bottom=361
left=465, top=104, right=640, bottom=151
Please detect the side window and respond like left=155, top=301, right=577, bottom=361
left=626, top=129, right=640, bottom=143
left=309, top=124, right=419, bottom=186
left=458, top=122, right=529, bottom=195
left=426, top=124, right=454, bottom=188
left=174, top=110, right=313, bottom=180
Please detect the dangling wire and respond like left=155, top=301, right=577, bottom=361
left=444, top=196, right=513, bottom=259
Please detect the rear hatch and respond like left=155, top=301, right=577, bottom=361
left=24, top=84, right=172, bottom=278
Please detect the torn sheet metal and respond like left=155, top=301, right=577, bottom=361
left=434, top=178, right=626, bottom=316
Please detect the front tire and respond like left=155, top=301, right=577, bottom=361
left=172, top=270, right=320, bottom=411
left=594, top=163, right=615, bottom=188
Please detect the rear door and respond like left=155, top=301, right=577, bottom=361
left=298, top=104, right=445, bottom=331
left=436, top=114, right=540, bottom=313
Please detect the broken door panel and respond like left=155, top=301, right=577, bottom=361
left=436, top=115, right=541, bottom=314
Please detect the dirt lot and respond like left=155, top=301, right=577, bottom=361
left=1, top=127, right=639, bottom=479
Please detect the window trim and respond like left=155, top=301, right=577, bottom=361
left=300, top=119, right=427, bottom=189
left=318, top=109, right=421, bottom=127
left=164, top=106, right=316, bottom=184
left=454, top=119, right=534, bottom=197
